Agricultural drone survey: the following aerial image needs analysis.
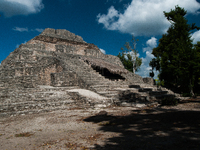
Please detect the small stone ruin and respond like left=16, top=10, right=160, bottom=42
left=0, top=28, right=177, bottom=117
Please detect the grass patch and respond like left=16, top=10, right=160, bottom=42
left=15, top=132, right=34, bottom=137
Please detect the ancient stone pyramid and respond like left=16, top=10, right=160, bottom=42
left=0, top=28, right=145, bottom=88
left=0, top=28, right=177, bottom=116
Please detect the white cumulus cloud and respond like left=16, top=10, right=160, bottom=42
left=191, top=30, right=200, bottom=44
left=32, top=28, right=44, bottom=32
left=12, top=27, right=28, bottom=32
left=100, top=48, right=106, bottom=54
left=143, top=37, right=157, bottom=52
left=136, top=37, right=159, bottom=78
left=0, top=0, right=44, bottom=17
left=13, top=27, right=44, bottom=32
left=97, top=0, right=200, bottom=36
left=146, top=37, right=157, bottom=48
left=97, top=6, right=119, bottom=29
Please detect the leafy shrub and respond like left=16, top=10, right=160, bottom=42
left=161, top=97, right=179, bottom=106
left=182, top=93, right=192, bottom=97
left=155, top=78, right=164, bottom=87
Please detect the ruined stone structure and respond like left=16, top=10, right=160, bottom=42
left=0, top=28, right=178, bottom=117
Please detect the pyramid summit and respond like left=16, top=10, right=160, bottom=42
left=40, top=28, right=86, bottom=43
left=0, top=28, right=177, bottom=117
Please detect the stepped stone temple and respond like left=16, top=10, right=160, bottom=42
left=0, top=28, right=178, bottom=117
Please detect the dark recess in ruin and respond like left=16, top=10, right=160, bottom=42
left=91, top=65, right=125, bottom=81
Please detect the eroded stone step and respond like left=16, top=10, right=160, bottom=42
left=37, top=86, right=79, bottom=91
left=103, top=93, right=118, bottom=98
left=120, top=102, right=148, bottom=108
left=149, top=94, right=175, bottom=100
left=113, top=87, right=138, bottom=92
left=79, top=74, right=104, bottom=78
left=34, top=92, right=69, bottom=99
left=97, top=91, right=119, bottom=98
left=129, top=85, right=141, bottom=88
left=0, top=104, right=83, bottom=117
left=91, top=85, right=129, bottom=91
left=0, top=93, right=72, bottom=103
left=139, top=88, right=153, bottom=92
left=90, top=84, right=111, bottom=88
left=97, top=91, right=119, bottom=94
left=0, top=100, right=76, bottom=113
left=149, top=91, right=168, bottom=96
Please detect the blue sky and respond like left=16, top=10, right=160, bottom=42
left=0, top=0, right=200, bottom=78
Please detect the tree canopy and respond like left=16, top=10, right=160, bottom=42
left=118, top=36, right=142, bottom=73
left=150, top=6, right=200, bottom=96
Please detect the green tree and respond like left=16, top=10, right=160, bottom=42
left=118, top=36, right=142, bottom=73
left=193, top=41, right=200, bottom=94
left=149, top=6, right=200, bottom=96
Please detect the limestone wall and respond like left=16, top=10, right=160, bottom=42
left=0, top=76, right=38, bottom=88
left=51, top=72, right=79, bottom=87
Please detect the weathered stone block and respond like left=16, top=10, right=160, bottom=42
left=51, top=72, right=79, bottom=87
left=143, top=77, right=155, bottom=85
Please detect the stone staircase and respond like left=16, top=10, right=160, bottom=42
left=59, top=54, right=179, bottom=107
left=0, top=86, right=95, bottom=117
left=58, top=55, right=179, bottom=108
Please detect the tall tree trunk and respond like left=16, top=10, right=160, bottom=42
left=133, top=60, right=135, bottom=74
left=190, top=79, right=195, bottom=97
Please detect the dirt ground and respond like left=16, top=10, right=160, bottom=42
left=0, top=98, right=200, bottom=150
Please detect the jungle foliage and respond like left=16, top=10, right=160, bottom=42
left=150, top=6, right=200, bottom=96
